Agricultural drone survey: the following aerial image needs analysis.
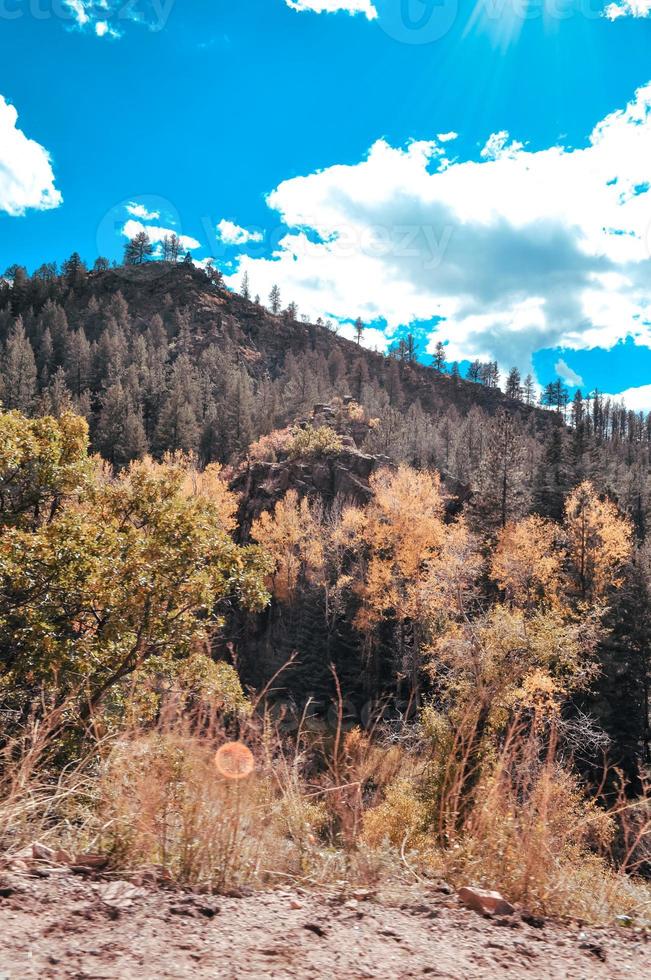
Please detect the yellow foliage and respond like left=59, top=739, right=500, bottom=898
left=361, top=779, right=427, bottom=850
left=122, top=654, right=251, bottom=725
left=564, top=481, right=632, bottom=601
left=251, top=489, right=326, bottom=601
left=429, top=603, right=599, bottom=729
left=345, top=467, right=477, bottom=635
left=247, top=427, right=293, bottom=462
left=286, top=425, right=343, bottom=459
left=0, top=409, right=91, bottom=528
left=491, top=515, right=564, bottom=609
left=0, top=415, right=270, bottom=721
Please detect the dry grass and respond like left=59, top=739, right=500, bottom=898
left=362, top=712, right=651, bottom=922
left=0, top=704, right=96, bottom=855
left=1, top=698, right=651, bottom=922
left=90, top=703, right=329, bottom=891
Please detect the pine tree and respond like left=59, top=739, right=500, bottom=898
left=36, top=327, right=54, bottom=383
left=269, top=284, right=281, bottom=314
left=590, top=560, right=651, bottom=787
left=350, top=357, right=370, bottom=403
left=473, top=409, right=529, bottom=529
left=354, top=316, right=365, bottom=346
left=480, top=361, right=500, bottom=388
left=533, top=423, right=569, bottom=520
left=226, top=366, right=255, bottom=454
left=161, top=234, right=182, bottom=262
left=407, top=333, right=419, bottom=362
left=522, top=373, right=536, bottom=406
left=39, top=367, right=73, bottom=417
left=62, top=252, right=87, bottom=289
left=240, top=271, right=251, bottom=301
left=124, top=232, right=153, bottom=265
left=466, top=360, right=482, bottom=383
left=65, top=328, right=92, bottom=397
left=1, top=318, right=37, bottom=413
left=432, top=340, right=446, bottom=372
left=505, top=367, right=523, bottom=400
left=541, top=378, right=569, bottom=415
left=155, top=387, right=200, bottom=454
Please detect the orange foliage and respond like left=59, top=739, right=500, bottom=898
left=491, top=515, right=564, bottom=610
left=251, top=489, right=325, bottom=602
left=344, top=466, right=477, bottom=635
left=564, top=481, right=632, bottom=601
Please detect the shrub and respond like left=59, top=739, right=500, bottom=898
left=248, top=427, right=294, bottom=462
left=286, top=425, right=343, bottom=459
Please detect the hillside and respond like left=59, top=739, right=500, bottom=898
left=2, top=259, right=651, bottom=973
left=3, top=258, right=644, bottom=518
left=0, top=259, right=552, bottom=423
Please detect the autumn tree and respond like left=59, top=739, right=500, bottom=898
left=491, top=515, right=564, bottom=611
left=0, top=408, right=90, bottom=529
left=343, top=466, right=477, bottom=694
left=564, top=481, right=632, bottom=602
left=251, top=489, right=326, bottom=603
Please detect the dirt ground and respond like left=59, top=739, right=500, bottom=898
left=0, top=872, right=649, bottom=979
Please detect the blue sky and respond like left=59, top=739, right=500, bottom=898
left=3, top=1, right=651, bottom=404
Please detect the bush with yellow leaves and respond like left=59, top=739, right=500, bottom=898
left=285, top=424, right=343, bottom=459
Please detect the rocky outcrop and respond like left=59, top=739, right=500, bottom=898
left=231, top=444, right=393, bottom=537
left=230, top=400, right=394, bottom=535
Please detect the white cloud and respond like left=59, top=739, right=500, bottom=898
left=0, top=95, right=62, bottom=217
left=554, top=358, right=584, bottom=387
left=126, top=202, right=161, bottom=221
left=95, top=21, right=121, bottom=39
left=226, top=83, right=651, bottom=377
left=65, top=0, right=90, bottom=26
left=122, top=219, right=200, bottom=253
left=64, top=1, right=121, bottom=37
left=604, top=0, right=651, bottom=18
left=62, top=1, right=167, bottom=38
left=437, top=132, right=458, bottom=143
left=284, top=0, right=377, bottom=17
left=480, top=130, right=524, bottom=160
left=216, top=219, right=264, bottom=245
left=603, top=383, right=651, bottom=411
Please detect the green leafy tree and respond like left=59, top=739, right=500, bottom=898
left=0, top=408, right=271, bottom=723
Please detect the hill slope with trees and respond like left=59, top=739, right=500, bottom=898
left=1, top=255, right=651, bottom=937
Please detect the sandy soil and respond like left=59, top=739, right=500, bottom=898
left=0, top=873, right=648, bottom=979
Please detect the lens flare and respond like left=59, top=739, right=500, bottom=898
left=214, top=741, right=255, bottom=781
